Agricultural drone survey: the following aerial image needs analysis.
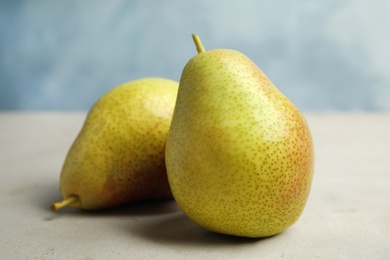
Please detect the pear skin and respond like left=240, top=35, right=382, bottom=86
left=166, top=35, right=314, bottom=238
left=52, top=78, right=178, bottom=210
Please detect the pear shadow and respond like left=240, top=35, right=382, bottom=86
left=128, top=212, right=276, bottom=247
left=35, top=182, right=283, bottom=246
left=80, top=199, right=180, bottom=217
left=34, top=181, right=180, bottom=220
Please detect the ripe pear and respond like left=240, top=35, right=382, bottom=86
left=166, top=35, right=314, bottom=238
left=51, top=78, right=178, bottom=211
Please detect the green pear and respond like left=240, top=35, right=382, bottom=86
left=166, top=35, right=314, bottom=238
left=51, top=78, right=178, bottom=211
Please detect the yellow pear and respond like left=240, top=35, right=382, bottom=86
left=52, top=78, right=178, bottom=211
left=166, top=35, right=314, bottom=238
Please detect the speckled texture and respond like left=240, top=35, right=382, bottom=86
left=166, top=49, right=314, bottom=238
left=60, top=78, right=178, bottom=209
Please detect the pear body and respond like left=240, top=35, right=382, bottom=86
left=166, top=49, right=314, bottom=238
left=60, top=78, right=178, bottom=210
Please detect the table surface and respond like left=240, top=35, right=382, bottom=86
left=1, top=112, right=389, bottom=259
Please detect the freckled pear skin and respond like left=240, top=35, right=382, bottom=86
left=53, top=78, right=178, bottom=210
left=165, top=35, right=314, bottom=238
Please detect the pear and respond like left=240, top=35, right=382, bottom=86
left=51, top=78, right=178, bottom=211
left=166, top=35, right=314, bottom=238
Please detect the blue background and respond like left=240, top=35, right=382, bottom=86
left=1, top=0, right=389, bottom=111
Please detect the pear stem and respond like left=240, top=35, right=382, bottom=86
left=51, top=195, right=79, bottom=211
left=192, top=34, right=205, bottom=53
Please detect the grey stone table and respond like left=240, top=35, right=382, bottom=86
left=1, top=112, right=389, bottom=259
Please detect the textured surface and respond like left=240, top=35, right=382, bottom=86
left=58, top=78, right=178, bottom=210
left=1, top=112, right=390, bottom=259
left=166, top=48, right=314, bottom=237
